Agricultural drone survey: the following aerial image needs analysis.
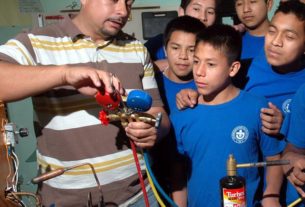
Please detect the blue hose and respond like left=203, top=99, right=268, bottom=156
left=143, top=151, right=178, bottom=207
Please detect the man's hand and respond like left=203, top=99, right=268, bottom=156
left=63, top=66, right=124, bottom=96
left=260, top=102, right=283, bottom=136
left=125, top=106, right=170, bottom=149
left=125, top=122, right=158, bottom=148
left=176, top=89, right=199, bottom=110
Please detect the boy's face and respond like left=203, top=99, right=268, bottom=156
left=193, top=42, right=236, bottom=98
left=265, top=12, right=305, bottom=67
left=166, top=31, right=196, bottom=82
left=179, top=0, right=216, bottom=27
left=235, top=0, right=272, bottom=29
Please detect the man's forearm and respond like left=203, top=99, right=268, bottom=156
left=0, top=62, right=66, bottom=102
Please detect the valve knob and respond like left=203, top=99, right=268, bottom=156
left=19, top=128, right=29, bottom=137
left=99, top=111, right=109, bottom=125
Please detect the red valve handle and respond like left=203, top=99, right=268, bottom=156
left=99, top=110, right=109, bottom=125
left=95, top=91, right=121, bottom=111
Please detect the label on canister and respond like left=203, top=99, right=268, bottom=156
left=222, top=187, right=246, bottom=207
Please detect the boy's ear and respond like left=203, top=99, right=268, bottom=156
left=229, top=61, right=241, bottom=77
left=267, top=0, right=273, bottom=12
left=178, top=7, right=186, bottom=16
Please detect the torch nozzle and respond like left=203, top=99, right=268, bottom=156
left=236, top=160, right=290, bottom=168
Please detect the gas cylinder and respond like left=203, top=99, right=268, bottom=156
left=220, top=154, right=246, bottom=207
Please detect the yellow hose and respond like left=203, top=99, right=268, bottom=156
left=288, top=198, right=302, bottom=207
left=145, top=167, right=166, bottom=207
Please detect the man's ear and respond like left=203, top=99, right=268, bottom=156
left=178, top=7, right=185, bottom=16
left=229, top=61, right=241, bottom=77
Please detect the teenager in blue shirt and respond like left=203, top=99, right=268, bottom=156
left=155, top=16, right=204, bottom=114
left=171, top=24, right=284, bottom=207
left=234, top=0, right=273, bottom=60
left=150, top=16, right=204, bottom=207
left=282, top=83, right=305, bottom=205
left=241, top=0, right=305, bottom=118
left=145, top=0, right=216, bottom=70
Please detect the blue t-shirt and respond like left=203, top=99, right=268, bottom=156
left=245, top=51, right=305, bottom=206
left=156, top=71, right=197, bottom=114
left=244, top=49, right=305, bottom=115
left=241, top=32, right=265, bottom=60
left=171, top=91, right=285, bottom=207
left=281, top=83, right=305, bottom=205
left=284, top=83, right=305, bottom=147
left=155, top=46, right=166, bottom=60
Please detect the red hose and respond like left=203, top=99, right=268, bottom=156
left=130, top=140, right=150, bottom=207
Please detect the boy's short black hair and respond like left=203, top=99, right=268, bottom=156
left=196, top=24, right=242, bottom=64
left=180, top=0, right=192, bottom=10
left=233, top=0, right=268, bottom=3
left=275, top=0, right=305, bottom=32
left=164, top=15, right=205, bottom=47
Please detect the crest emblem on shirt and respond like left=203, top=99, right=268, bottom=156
left=282, top=99, right=292, bottom=114
left=231, top=126, right=249, bottom=144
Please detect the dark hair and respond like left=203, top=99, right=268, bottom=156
left=275, top=0, right=305, bottom=31
left=196, top=24, right=242, bottom=64
left=233, top=0, right=269, bottom=3
left=164, top=15, right=205, bottom=47
left=180, top=0, right=219, bottom=11
left=180, top=0, right=192, bottom=10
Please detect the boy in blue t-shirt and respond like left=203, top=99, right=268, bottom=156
left=150, top=15, right=205, bottom=207
left=145, top=0, right=216, bottom=71
left=281, top=83, right=305, bottom=205
left=171, top=24, right=285, bottom=207
left=155, top=15, right=204, bottom=114
left=234, top=0, right=273, bottom=60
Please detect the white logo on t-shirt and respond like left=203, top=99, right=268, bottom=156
left=231, top=126, right=249, bottom=144
left=282, top=99, right=292, bottom=114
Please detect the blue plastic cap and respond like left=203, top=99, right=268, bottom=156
left=126, top=90, right=152, bottom=112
